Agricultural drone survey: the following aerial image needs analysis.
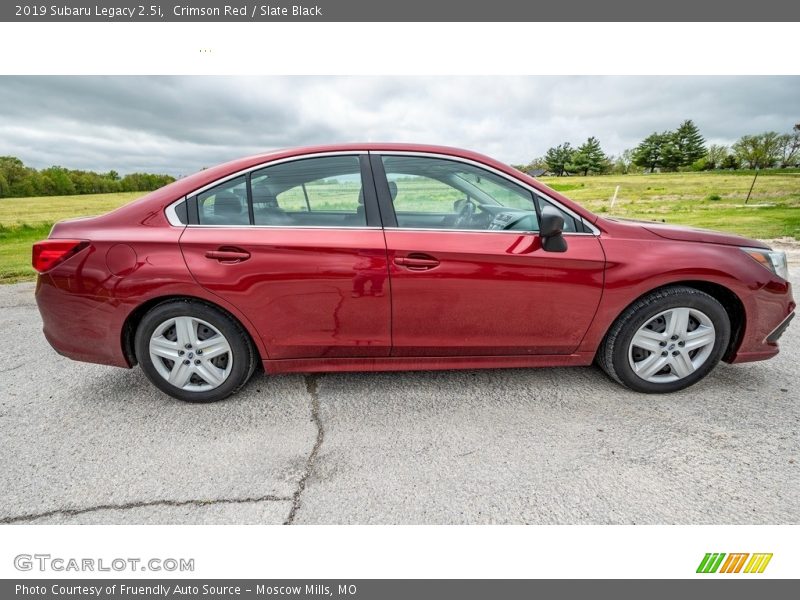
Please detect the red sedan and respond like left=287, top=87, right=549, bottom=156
left=33, top=144, right=795, bottom=402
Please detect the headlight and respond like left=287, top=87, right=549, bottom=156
left=741, top=247, right=789, bottom=281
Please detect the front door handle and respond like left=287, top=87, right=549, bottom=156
left=394, top=253, right=440, bottom=270
left=204, top=247, right=251, bottom=263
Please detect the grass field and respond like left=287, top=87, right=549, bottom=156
left=540, top=171, right=800, bottom=239
left=0, top=191, right=144, bottom=282
left=1, top=171, right=798, bottom=283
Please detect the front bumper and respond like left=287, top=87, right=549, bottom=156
left=766, top=311, right=795, bottom=344
left=729, top=279, right=795, bottom=364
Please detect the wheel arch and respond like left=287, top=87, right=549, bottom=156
left=121, top=295, right=263, bottom=367
left=598, top=280, right=746, bottom=363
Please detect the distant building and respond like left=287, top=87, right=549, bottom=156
left=525, top=168, right=549, bottom=177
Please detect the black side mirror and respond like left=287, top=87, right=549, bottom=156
left=539, top=206, right=568, bottom=252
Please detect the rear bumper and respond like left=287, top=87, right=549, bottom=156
left=35, top=273, right=132, bottom=368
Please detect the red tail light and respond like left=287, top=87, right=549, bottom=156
left=32, top=239, right=90, bottom=273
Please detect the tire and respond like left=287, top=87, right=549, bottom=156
left=134, top=299, right=257, bottom=403
left=597, top=286, right=731, bottom=394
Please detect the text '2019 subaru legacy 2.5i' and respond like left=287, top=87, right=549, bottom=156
left=33, top=144, right=795, bottom=402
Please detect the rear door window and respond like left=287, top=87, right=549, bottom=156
left=250, top=155, right=366, bottom=227
left=196, top=176, right=249, bottom=226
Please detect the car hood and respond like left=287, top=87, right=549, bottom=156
left=604, top=217, right=769, bottom=249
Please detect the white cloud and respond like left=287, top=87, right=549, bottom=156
left=0, top=76, right=797, bottom=174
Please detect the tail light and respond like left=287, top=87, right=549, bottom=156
left=32, top=239, right=90, bottom=273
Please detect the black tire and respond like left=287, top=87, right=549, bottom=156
left=134, top=299, right=257, bottom=403
left=597, top=286, right=731, bottom=394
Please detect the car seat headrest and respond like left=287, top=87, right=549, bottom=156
left=214, top=193, right=242, bottom=215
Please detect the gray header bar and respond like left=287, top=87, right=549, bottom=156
left=4, top=0, right=800, bottom=22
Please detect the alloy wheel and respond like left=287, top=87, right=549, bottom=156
left=627, top=307, right=716, bottom=384
left=148, top=316, right=233, bottom=392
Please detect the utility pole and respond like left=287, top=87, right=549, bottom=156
left=745, top=168, right=759, bottom=204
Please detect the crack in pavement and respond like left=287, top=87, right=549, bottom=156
left=284, top=373, right=324, bottom=525
left=0, top=494, right=293, bottom=524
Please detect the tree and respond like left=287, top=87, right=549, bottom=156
left=777, top=123, right=800, bottom=167
left=569, top=136, right=608, bottom=175
left=732, top=132, right=784, bottom=169
left=568, top=149, right=590, bottom=176
left=544, top=143, right=574, bottom=176
left=673, top=119, right=706, bottom=166
left=0, top=156, right=30, bottom=189
left=0, top=155, right=175, bottom=198
left=632, top=132, right=667, bottom=172
left=705, top=144, right=729, bottom=170
left=40, top=166, right=76, bottom=195
left=659, top=134, right=683, bottom=172
left=720, top=154, right=740, bottom=170
left=610, top=149, right=635, bottom=174
left=512, top=156, right=547, bottom=173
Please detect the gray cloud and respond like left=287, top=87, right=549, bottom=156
left=0, top=76, right=797, bottom=176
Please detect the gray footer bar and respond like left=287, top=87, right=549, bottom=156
left=4, top=580, right=799, bottom=599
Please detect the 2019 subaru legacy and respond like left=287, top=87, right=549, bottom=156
left=32, top=144, right=795, bottom=402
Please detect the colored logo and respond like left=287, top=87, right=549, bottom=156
left=696, top=553, right=773, bottom=574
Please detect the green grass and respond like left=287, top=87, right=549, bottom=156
left=0, top=223, right=53, bottom=283
left=0, top=191, right=142, bottom=283
left=1, top=171, right=798, bottom=283
left=539, top=171, right=800, bottom=240
left=0, top=191, right=142, bottom=227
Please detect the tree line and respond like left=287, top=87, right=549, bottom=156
left=0, top=156, right=175, bottom=198
left=514, top=121, right=800, bottom=176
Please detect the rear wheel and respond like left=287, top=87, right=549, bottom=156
left=598, top=286, right=731, bottom=393
left=135, top=300, right=257, bottom=402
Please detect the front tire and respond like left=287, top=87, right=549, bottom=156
left=135, top=300, right=257, bottom=403
left=598, top=286, right=731, bottom=393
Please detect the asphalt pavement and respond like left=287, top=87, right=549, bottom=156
left=1, top=270, right=798, bottom=525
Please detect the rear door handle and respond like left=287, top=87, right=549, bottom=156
left=393, top=253, right=440, bottom=270
left=204, top=248, right=251, bottom=262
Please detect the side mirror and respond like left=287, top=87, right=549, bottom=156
left=539, top=206, right=568, bottom=252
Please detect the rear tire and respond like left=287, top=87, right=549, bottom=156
left=135, top=300, right=257, bottom=403
left=598, top=286, right=730, bottom=394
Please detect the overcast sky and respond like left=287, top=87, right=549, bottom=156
left=0, top=76, right=797, bottom=176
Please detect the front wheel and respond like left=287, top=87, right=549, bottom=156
left=598, top=286, right=731, bottom=393
left=134, top=300, right=257, bottom=403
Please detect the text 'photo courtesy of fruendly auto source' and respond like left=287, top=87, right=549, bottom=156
left=0, top=75, right=798, bottom=526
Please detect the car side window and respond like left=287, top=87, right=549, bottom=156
left=536, top=195, right=581, bottom=233
left=381, top=155, right=538, bottom=232
left=389, top=174, right=464, bottom=213
left=250, top=155, right=366, bottom=227
left=197, top=176, right=249, bottom=226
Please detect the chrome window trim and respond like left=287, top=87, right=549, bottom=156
left=175, top=225, right=382, bottom=230
left=382, top=227, right=592, bottom=237
left=165, top=197, right=187, bottom=227
left=374, top=150, right=601, bottom=236
left=191, top=150, right=364, bottom=198
left=163, top=149, right=601, bottom=235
